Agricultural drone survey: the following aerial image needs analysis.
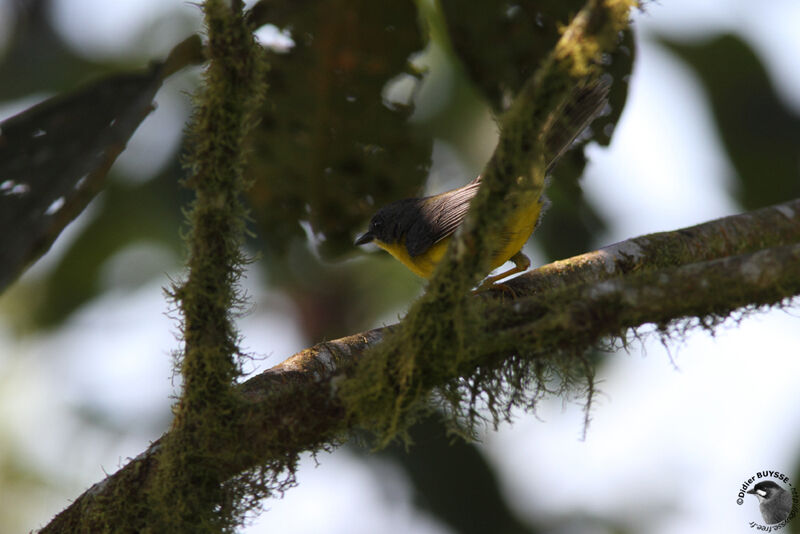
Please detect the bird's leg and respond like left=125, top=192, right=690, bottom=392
left=475, top=251, right=531, bottom=292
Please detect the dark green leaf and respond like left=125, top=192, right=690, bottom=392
left=660, top=34, right=800, bottom=209
left=247, top=0, right=431, bottom=260
left=0, top=65, right=165, bottom=293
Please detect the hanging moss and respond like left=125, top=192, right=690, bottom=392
left=339, top=0, right=637, bottom=447
left=145, top=0, right=279, bottom=531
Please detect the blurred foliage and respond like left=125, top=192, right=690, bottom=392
left=0, top=66, right=166, bottom=294
left=241, top=0, right=434, bottom=339
left=0, top=0, right=100, bottom=99
left=1, top=1, right=799, bottom=533
left=536, top=28, right=634, bottom=259
left=441, top=0, right=585, bottom=112
left=659, top=34, right=800, bottom=211
left=376, top=416, right=540, bottom=534
left=440, top=0, right=636, bottom=259
left=246, top=0, right=431, bottom=261
left=4, top=163, right=189, bottom=330
left=0, top=441, right=55, bottom=534
left=0, top=4, right=202, bottom=328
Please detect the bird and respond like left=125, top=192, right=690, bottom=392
left=355, top=79, right=610, bottom=290
left=747, top=480, right=793, bottom=524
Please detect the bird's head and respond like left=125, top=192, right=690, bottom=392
left=747, top=480, right=784, bottom=502
left=355, top=199, right=422, bottom=249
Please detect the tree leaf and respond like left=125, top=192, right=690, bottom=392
left=0, top=65, right=165, bottom=293
left=246, top=0, right=431, bottom=260
left=659, top=34, right=800, bottom=210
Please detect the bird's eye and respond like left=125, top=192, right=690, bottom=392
left=372, top=219, right=382, bottom=230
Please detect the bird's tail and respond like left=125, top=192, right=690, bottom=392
left=469, top=78, right=609, bottom=186
left=544, top=78, right=611, bottom=173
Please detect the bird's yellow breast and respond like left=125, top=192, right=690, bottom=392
left=374, top=238, right=449, bottom=278
left=490, top=200, right=543, bottom=270
left=375, top=202, right=542, bottom=279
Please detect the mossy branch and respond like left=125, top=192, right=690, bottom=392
left=507, top=197, right=800, bottom=295
left=40, top=197, right=800, bottom=533
left=444, top=0, right=635, bottom=292
left=153, top=0, right=269, bottom=532
left=338, top=0, right=637, bottom=446
left=35, top=0, right=800, bottom=529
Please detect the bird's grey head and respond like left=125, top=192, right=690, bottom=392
left=355, top=199, right=423, bottom=247
left=747, top=481, right=783, bottom=502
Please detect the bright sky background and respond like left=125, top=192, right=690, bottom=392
left=1, top=0, right=799, bottom=532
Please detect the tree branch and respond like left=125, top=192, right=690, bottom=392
left=40, top=197, right=800, bottom=533
left=507, top=197, right=800, bottom=295
left=336, top=0, right=638, bottom=447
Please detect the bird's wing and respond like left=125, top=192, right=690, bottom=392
left=405, top=180, right=481, bottom=257
left=431, top=181, right=482, bottom=242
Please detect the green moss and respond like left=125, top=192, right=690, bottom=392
left=72, top=0, right=637, bottom=527
left=340, top=0, right=637, bottom=447
left=142, top=0, right=281, bottom=531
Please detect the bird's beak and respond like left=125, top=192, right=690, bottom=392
left=355, top=231, right=374, bottom=246
left=746, top=489, right=756, bottom=494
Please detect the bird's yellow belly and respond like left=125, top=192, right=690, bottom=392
left=375, top=202, right=541, bottom=279
left=488, top=202, right=542, bottom=271
left=376, top=239, right=449, bottom=278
